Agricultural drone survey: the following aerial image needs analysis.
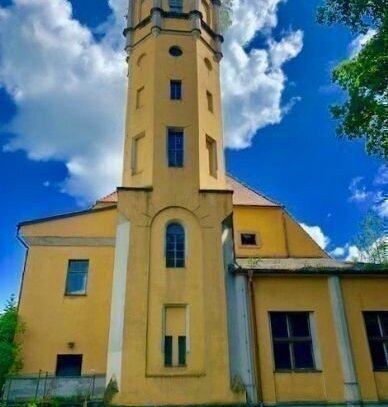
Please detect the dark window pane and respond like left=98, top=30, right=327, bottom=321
left=271, top=313, right=288, bottom=338
left=169, top=0, right=182, bottom=13
left=169, top=46, right=183, bottom=57
left=241, top=233, right=256, bottom=246
left=178, top=336, right=186, bottom=366
left=273, top=342, right=291, bottom=370
left=168, top=130, right=184, bottom=168
left=369, top=340, right=388, bottom=370
left=290, top=313, right=310, bottom=337
left=56, top=355, right=82, bottom=377
left=164, top=336, right=173, bottom=366
left=364, top=313, right=381, bottom=337
left=170, top=80, right=182, bottom=100
left=293, top=341, right=315, bottom=369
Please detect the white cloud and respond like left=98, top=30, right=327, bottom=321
left=332, top=237, right=387, bottom=264
left=348, top=29, right=377, bottom=58
left=300, top=223, right=330, bottom=250
left=0, top=0, right=127, bottom=204
left=348, top=174, right=387, bottom=219
left=222, top=0, right=303, bottom=149
left=0, top=0, right=303, bottom=202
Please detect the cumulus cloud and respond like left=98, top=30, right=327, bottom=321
left=0, top=0, right=127, bottom=203
left=331, top=237, right=387, bottom=264
left=0, top=0, right=303, bottom=202
left=348, top=171, right=387, bottom=219
left=222, top=0, right=303, bottom=149
left=348, top=29, right=377, bottom=58
left=300, top=223, right=330, bottom=250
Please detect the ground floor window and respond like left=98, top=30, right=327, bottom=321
left=270, top=312, right=316, bottom=371
left=364, top=311, right=388, bottom=370
left=56, top=354, right=83, bottom=376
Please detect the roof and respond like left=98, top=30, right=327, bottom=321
left=96, top=175, right=280, bottom=207
left=235, top=257, right=388, bottom=274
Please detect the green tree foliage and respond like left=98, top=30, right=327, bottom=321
left=0, top=295, right=24, bottom=393
left=317, top=0, right=388, bottom=159
left=354, top=211, right=387, bottom=264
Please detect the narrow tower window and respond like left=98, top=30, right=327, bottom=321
left=169, top=0, right=183, bottom=13
left=136, top=86, right=145, bottom=109
left=170, top=80, right=182, bottom=100
left=167, top=128, right=184, bottom=167
left=131, top=132, right=145, bottom=174
left=206, top=91, right=214, bottom=112
left=166, top=223, right=185, bottom=268
left=206, top=135, right=217, bottom=177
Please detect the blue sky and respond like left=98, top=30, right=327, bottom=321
left=0, top=0, right=386, bottom=308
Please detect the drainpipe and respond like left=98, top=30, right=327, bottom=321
left=16, top=226, right=29, bottom=311
left=247, top=270, right=263, bottom=405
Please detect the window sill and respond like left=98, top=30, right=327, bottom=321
left=64, top=294, right=87, bottom=297
left=274, top=369, right=322, bottom=374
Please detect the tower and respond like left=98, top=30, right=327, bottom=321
left=106, top=0, right=243, bottom=404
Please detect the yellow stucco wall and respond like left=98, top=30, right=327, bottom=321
left=18, top=208, right=116, bottom=374
left=19, top=245, right=114, bottom=374
left=342, top=277, right=388, bottom=401
left=233, top=206, right=327, bottom=258
left=253, top=276, right=345, bottom=404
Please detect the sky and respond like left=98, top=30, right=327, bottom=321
left=0, top=0, right=386, bottom=307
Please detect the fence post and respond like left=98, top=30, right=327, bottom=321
left=5, top=377, right=12, bottom=405
left=43, top=371, right=49, bottom=400
left=91, top=375, right=96, bottom=399
left=34, top=370, right=42, bottom=401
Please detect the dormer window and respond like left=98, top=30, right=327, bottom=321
left=240, top=233, right=258, bottom=247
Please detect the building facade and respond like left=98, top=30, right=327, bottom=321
left=14, top=0, right=388, bottom=406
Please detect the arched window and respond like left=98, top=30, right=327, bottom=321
left=166, top=223, right=185, bottom=268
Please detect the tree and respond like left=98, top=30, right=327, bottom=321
left=353, top=211, right=387, bottom=264
left=317, top=0, right=388, bottom=159
left=0, top=295, right=24, bottom=394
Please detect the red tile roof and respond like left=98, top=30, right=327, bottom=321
left=96, top=175, right=280, bottom=207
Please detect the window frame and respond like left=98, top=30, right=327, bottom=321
left=205, top=135, right=218, bottom=178
left=269, top=311, right=318, bottom=372
left=167, top=128, right=184, bottom=168
left=165, top=222, right=186, bottom=268
left=169, top=0, right=183, bottom=13
left=363, top=311, right=388, bottom=371
left=136, top=86, right=145, bottom=109
left=240, top=232, right=259, bottom=247
left=170, top=80, right=182, bottom=101
left=206, top=90, right=214, bottom=113
left=55, top=354, right=83, bottom=377
left=65, top=260, right=89, bottom=296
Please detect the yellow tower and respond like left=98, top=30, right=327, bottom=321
left=106, top=0, right=243, bottom=404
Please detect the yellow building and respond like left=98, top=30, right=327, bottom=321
left=12, top=1, right=388, bottom=406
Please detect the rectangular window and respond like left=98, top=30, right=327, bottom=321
left=56, top=355, right=83, bottom=377
left=270, top=312, right=315, bottom=371
left=169, top=0, right=183, bottom=13
left=131, top=133, right=145, bottom=174
left=167, top=128, right=184, bottom=167
left=241, top=233, right=257, bottom=246
left=364, top=312, right=388, bottom=370
left=206, top=91, right=213, bottom=112
left=164, top=306, right=187, bottom=367
left=170, top=80, right=182, bottom=100
left=206, top=135, right=217, bottom=178
left=65, top=260, right=89, bottom=295
left=136, top=86, right=145, bottom=109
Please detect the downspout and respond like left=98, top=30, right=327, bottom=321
left=247, top=269, right=263, bottom=405
left=16, top=225, right=29, bottom=311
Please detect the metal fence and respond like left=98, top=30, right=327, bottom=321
left=2, top=373, right=106, bottom=403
